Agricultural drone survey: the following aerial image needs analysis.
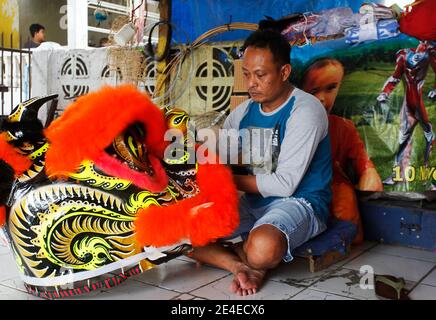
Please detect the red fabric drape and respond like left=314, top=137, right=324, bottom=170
left=399, top=0, right=436, bottom=41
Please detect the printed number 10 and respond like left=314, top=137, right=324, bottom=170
left=392, top=166, right=415, bottom=182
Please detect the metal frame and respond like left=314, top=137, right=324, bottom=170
left=86, top=0, right=160, bottom=45
left=0, top=32, right=32, bottom=115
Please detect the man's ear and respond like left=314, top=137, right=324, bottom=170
left=281, top=64, right=292, bottom=82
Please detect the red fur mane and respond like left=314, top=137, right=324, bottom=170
left=44, top=85, right=168, bottom=177
left=134, top=159, right=239, bottom=247
left=0, top=133, right=32, bottom=174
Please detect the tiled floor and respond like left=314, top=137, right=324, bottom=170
left=1, top=241, right=436, bottom=300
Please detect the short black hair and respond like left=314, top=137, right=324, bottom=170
left=242, top=29, right=291, bottom=67
left=29, top=24, right=45, bottom=37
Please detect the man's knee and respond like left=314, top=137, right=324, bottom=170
left=245, top=224, right=287, bottom=269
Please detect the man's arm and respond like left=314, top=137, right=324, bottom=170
left=233, top=175, right=259, bottom=193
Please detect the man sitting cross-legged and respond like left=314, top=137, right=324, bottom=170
left=189, top=29, right=332, bottom=296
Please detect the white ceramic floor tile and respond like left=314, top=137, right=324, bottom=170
left=0, top=244, right=11, bottom=256
left=191, top=274, right=303, bottom=300
left=420, top=268, right=436, bottom=286
left=342, top=251, right=434, bottom=282
left=268, top=257, right=335, bottom=288
left=176, top=255, right=197, bottom=264
left=172, top=293, right=198, bottom=300
left=329, top=246, right=370, bottom=269
left=0, top=284, right=42, bottom=300
left=134, top=259, right=230, bottom=293
left=351, top=241, right=378, bottom=252
left=310, top=268, right=415, bottom=300
left=370, top=244, right=436, bottom=263
left=1, top=277, right=27, bottom=292
left=0, top=253, right=21, bottom=282
left=291, top=288, right=354, bottom=300
left=409, top=284, right=436, bottom=300
left=0, top=230, right=11, bottom=256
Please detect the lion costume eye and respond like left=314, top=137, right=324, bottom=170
left=108, top=123, right=154, bottom=175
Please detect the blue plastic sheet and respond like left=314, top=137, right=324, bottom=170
left=171, top=0, right=385, bottom=42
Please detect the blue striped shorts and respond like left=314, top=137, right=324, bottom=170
left=226, top=196, right=326, bottom=262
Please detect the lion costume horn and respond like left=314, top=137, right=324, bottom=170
left=0, top=94, right=57, bottom=226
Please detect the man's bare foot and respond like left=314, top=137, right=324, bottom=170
left=230, top=262, right=266, bottom=296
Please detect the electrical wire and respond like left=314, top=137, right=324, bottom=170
left=147, top=20, right=172, bottom=62
left=153, top=22, right=258, bottom=109
left=131, top=0, right=144, bottom=21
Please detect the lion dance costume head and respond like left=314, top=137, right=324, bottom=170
left=0, top=85, right=239, bottom=299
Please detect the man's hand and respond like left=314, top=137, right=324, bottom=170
left=428, top=89, right=436, bottom=101
left=357, top=167, right=383, bottom=192
left=233, top=175, right=259, bottom=194
left=376, top=92, right=389, bottom=103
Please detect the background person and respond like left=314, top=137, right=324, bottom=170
left=23, top=23, right=46, bottom=49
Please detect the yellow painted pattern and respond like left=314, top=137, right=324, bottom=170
left=29, top=142, right=49, bottom=160
left=69, top=160, right=132, bottom=191
left=0, top=0, right=19, bottom=48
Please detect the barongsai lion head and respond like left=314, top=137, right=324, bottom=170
left=0, top=85, right=238, bottom=299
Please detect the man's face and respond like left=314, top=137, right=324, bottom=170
left=302, top=64, right=344, bottom=113
left=242, top=46, right=290, bottom=105
left=34, top=29, right=46, bottom=43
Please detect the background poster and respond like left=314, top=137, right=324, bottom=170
left=291, top=35, right=436, bottom=193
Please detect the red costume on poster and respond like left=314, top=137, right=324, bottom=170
left=329, top=115, right=376, bottom=184
left=378, top=41, right=436, bottom=184
left=329, top=115, right=379, bottom=244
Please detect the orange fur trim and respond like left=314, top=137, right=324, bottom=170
left=134, top=160, right=239, bottom=247
left=0, top=206, right=5, bottom=227
left=0, top=133, right=32, bottom=175
left=44, top=85, right=168, bottom=176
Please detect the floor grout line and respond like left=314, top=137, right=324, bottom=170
left=408, top=265, right=436, bottom=293
left=0, top=281, right=28, bottom=293
left=130, top=277, right=192, bottom=295
left=274, top=244, right=382, bottom=292
left=0, top=282, right=29, bottom=294
left=265, top=251, right=367, bottom=291
left=131, top=266, right=232, bottom=295
left=305, top=287, right=361, bottom=300
left=362, top=248, right=436, bottom=264
left=186, top=273, right=232, bottom=296
left=285, top=286, right=309, bottom=300
left=4, top=241, right=436, bottom=300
